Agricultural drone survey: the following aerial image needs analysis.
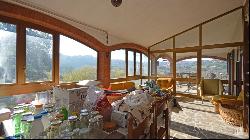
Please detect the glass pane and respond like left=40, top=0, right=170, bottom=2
left=136, top=52, right=140, bottom=75
left=0, top=22, right=16, bottom=84
left=111, top=49, right=126, bottom=78
left=59, top=35, right=97, bottom=82
left=176, top=52, right=197, bottom=95
left=201, top=58, right=228, bottom=80
left=26, top=28, right=52, bottom=82
left=157, top=58, right=171, bottom=77
left=150, top=38, right=173, bottom=51
left=203, top=9, right=243, bottom=45
left=175, top=27, right=199, bottom=48
left=142, top=54, right=148, bottom=76
left=128, top=51, right=134, bottom=76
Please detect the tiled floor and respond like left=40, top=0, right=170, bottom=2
left=167, top=96, right=249, bottom=139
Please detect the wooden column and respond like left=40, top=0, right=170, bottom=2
left=98, top=51, right=110, bottom=88
left=242, top=1, right=249, bottom=132
left=148, top=48, right=151, bottom=80
left=197, top=25, right=202, bottom=95
left=140, top=53, right=142, bottom=84
left=125, top=50, right=128, bottom=79
left=134, top=51, right=136, bottom=76
left=232, top=50, right=235, bottom=95
left=173, top=37, right=176, bottom=94
left=16, top=24, right=26, bottom=84
left=52, top=34, right=59, bottom=84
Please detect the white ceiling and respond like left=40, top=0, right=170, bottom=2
left=3, top=0, right=244, bottom=47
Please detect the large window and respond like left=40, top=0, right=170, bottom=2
left=59, top=35, right=97, bottom=82
left=142, top=54, right=148, bottom=76
left=26, top=28, right=53, bottom=82
left=136, top=52, right=141, bottom=75
left=110, top=49, right=126, bottom=79
left=0, top=22, right=16, bottom=84
left=128, top=51, right=134, bottom=76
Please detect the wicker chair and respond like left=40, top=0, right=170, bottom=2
left=219, top=103, right=243, bottom=126
left=211, top=90, right=244, bottom=113
left=198, top=79, right=224, bottom=103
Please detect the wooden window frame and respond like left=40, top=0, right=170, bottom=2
left=0, top=16, right=100, bottom=96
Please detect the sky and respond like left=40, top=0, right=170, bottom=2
left=60, top=35, right=97, bottom=57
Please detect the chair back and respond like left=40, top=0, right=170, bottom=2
left=156, top=78, right=173, bottom=89
left=202, top=79, right=223, bottom=95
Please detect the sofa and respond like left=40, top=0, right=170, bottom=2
left=106, top=81, right=135, bottom=104
left=156, top=78, right=174, bottom=91
left=108, top=81, right=135, bottom=91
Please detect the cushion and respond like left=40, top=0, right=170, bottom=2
left=203, top=79, right=220, bottom=95
left=237, top=90, right=244, bottom=101
left=124, top=81, right=135, bottom=89
left=109, top=82, right=125, bottom=90
left=157, top=78, right=173, bottom=89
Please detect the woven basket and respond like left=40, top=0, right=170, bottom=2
left=219, top=103, right=243, bottom=126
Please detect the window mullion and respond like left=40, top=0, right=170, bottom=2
left=16, top=24, right=26, bottom=84
left=53, top=34, right=59, bottom=84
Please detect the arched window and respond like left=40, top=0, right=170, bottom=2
left=59, top=35, right=97, bottom=82
left=110, top=49, right=126, bottom=79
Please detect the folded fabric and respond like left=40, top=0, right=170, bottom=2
left=111, top=91, right=153, bottom=126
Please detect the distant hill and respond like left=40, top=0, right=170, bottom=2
left=60, top=54, right=135, bottom=73
left=158, top=59, right=227, bottom=79
left=60, top=54, right=227, bottom=79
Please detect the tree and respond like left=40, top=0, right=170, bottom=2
left=0, top=22, right=16, bottom=83
left=0, top=22, right=52, bottom=83
left=61, top=66, right=97, bottom=82
left=26, top=28, right=52, bottom=81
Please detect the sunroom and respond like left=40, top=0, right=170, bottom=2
left=0, top=0, right=249, bottom=139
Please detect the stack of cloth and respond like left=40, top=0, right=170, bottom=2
left=111, top=90, right=153, bottom=127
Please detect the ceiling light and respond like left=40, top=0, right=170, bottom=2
left=111, top=0, right=122, bottom=7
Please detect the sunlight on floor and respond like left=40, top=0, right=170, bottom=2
left=166, top=96, right=249, bottom=139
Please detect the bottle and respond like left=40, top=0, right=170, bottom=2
left=41, top=110, right=50, bottom=130
left=24, top=119, right=33, bottom=139
left=12, top=109, right=25, bottom=135
left=60, top=106, right=68, bottom=121
left=94, top=115, right=103, bottom=130
left=68, top=116, right=77, bottom=132
left=49, top=120, right=62, bottom=139
left=80, top=112, right=89, bottom=128
left=30, top=114, right=44, bottom=138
